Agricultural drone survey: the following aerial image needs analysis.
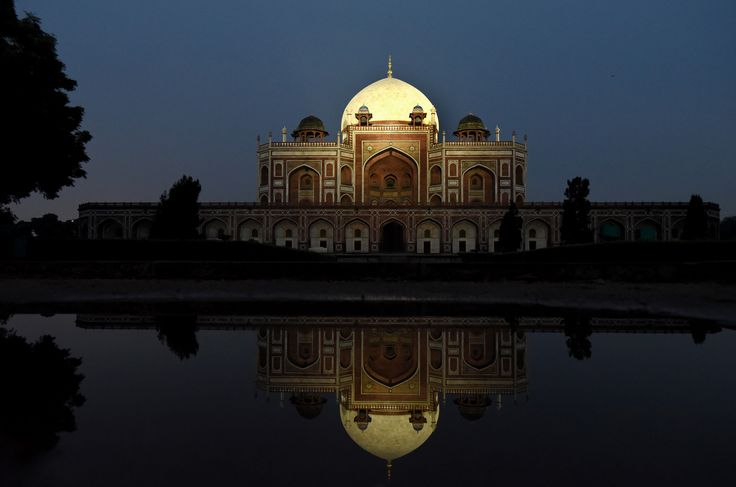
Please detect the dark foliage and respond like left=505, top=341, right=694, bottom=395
left=563, top=313, right=592, bottom=360
left=498, top=203, right=522, bottom=252
left=462, top=240, right=736, bottom=264
left=150, top=175, right=202, bottom=240
left=15, top=213, right=76, bottom=239
left=560, top=177, right=593, bottom=244
left=719, top=216, right=736, bottom=241
left=0, top=238, right=329, bottom=262
left=0, top=2, right=91, bottom=218
left=155, top=314, right=199, bottom=360
left=0, top=206, right=16, bottom=225
left=682, top=194, right=708, bottom=240
left=0, top=327, right=85, bottom=459
left=688, top=320, right=722, bottom=345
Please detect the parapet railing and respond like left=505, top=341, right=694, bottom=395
left=78, top=201, right=719, bottom=210
left=256, top=140, right=528, bottom=151
left=432, top=141, right=526, bottom=149
left=347, top=124, right=435, bottom=132
left=258, top=142, right=352, bottom=149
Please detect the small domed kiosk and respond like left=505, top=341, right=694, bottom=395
left=454, top=113, right=490, bottom=141
left=292, top=115, right=328, bottom=142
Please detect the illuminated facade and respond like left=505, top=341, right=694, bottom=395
left=255, top=326, right=527, bottom=477
left=78, top=59, right=720, bottom=251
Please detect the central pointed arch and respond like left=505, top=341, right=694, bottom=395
left=363, top=148, right=419, bottom=205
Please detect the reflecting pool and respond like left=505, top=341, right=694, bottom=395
left=1, top=313, right=734, bottom=486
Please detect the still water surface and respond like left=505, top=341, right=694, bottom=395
left=1, top=313, right=734, bottom=486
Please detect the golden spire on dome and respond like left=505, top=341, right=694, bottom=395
left=387, top=460, right=392, bottom=481
left=387, top=55, right=392, bottom=78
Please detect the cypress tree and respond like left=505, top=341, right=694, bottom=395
left=560, top=177, right=593, bottom=244
left=498, top=203, right=523, bottom=252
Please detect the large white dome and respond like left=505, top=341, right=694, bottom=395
left=341, top=76, right=439, bottom=133
left=340, top=405, right=439, bottom=462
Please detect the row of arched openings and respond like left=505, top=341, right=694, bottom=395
left=260, top=165, right=354, bottom=188
left=259, top=163, right=525, bottom=198
left=93, top=217, right=668, bottom=245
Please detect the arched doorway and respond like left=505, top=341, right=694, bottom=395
left=452, top=220, right=477, bottom=253
left=599, top=220, right=625, bottom=242
left=635, top=220, right=660, bottom=241
left=98, top=219, right=123, bottom=240
left=381, top=221, right=405, bottom=252
left=131, top=219, right=152, bottom=240
left=416, top=220, right=441, bottom=254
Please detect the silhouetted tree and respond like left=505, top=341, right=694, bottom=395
left=0, top=327, right=85, bottom=458
left=688, top=320, right=721, bottom=345
left=498, top=203, right=522, bottom=252
left=720, top=216, right=736, bottom=240
left=15, top=213, right=76, bottom=239
left=155, top=314, right=199, bottom=360
left=681, top=194, right=708, bottom=240
left=0, top=207, right=15, bottom=226
left=560, top=177, right=593, bottom=244
left=563, top=313, right=592, bottom=360
left=150, top=175, right=202, bottom=239
left=0, top=2, right=91, bottom=219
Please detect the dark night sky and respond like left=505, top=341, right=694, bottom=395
left=10, top=0, right=736, bottom=220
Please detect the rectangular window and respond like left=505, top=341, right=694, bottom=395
left=529, top=241, right=537, bottom=250
left=459, top=241, right=466, bottom=253
left=354, top=240, right=362, bottom=251
left=285, top=241, right=292, bottom=249
left=320, top=240, right=327, bottom=248
left=423, top=241, right=431, bottom=254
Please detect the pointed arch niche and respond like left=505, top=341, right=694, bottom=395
left=364, top=149, right=418, bottom=205
left=463, top=166, right=495, bottom=204
left=289, top=166, right=320, bottom=205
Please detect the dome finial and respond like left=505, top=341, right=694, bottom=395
left=387, top=54, right=392, bottom=78
left=387, top=460, right=392, bottom=481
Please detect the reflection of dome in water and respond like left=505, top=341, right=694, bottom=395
left=340, top=404, right=440, bottom=462
left=341, top=76, right=439, bottom=132
left=455, top=394, right=492, bottom=421
left=290, top=393, right=327, bottom=419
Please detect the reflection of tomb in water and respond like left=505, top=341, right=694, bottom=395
left=76, top=314, right=699, bottom=333
left=256, top=327, right=527, bottom=476
left=73, top=313, right=718, bottom=475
